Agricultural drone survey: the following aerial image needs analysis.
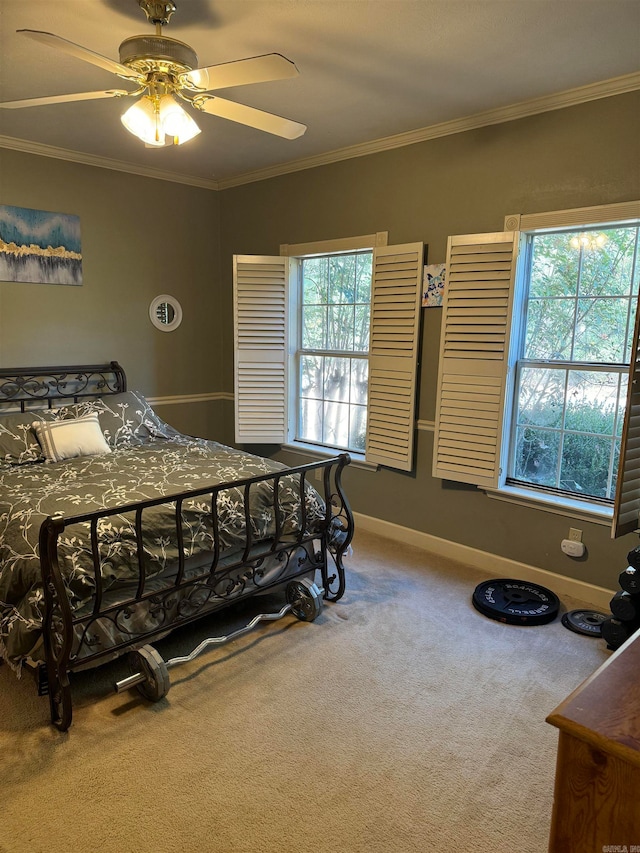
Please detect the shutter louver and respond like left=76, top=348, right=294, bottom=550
left=612, top=302, right=640, bottom=538
left=433, top=232, right=519, bottom=488
left=366, top=242, right=423, bottom=471
left=234, top=255, right=289, bottom=444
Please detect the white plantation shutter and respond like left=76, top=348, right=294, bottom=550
left=433, top=232, right=519, bottom=488
left=612, top=303, right=640, bottom=538
left=365, top=242, right=423, bottom=471
left=233, top=255, right=289, bottom=443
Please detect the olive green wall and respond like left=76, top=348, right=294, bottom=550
left=218, top=91, right=640, bottom=591
left=0, top=148, right=225, bottom=438
left=1, top=93, right=638, bottom=592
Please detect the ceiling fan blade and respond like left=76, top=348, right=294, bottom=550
left=197, top=96, right=306, bottom=139
left=182, top=53, right=299, bottom=92
left=18, top=30, right=144, bottom=82
left=0, top=90, right=132, bottom=109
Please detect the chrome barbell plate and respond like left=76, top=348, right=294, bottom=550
left=286, top=577, right=323, bottom=622
left=129, top=644, right=171, bottom=702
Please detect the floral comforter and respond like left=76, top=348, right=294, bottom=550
left=0, top=434, right=324, bottom=668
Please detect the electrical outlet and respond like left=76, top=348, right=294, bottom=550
left=568, top=527, right=582, bottom=542
left=314, top=468, right=322, bottom=482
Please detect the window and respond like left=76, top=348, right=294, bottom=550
left=432, top=200, right=640, bottom=533
left=233, top=236, right=424, bottom=471
left=298, top=251, right=372, bottom=453
left=509, top=225, right=638, bottom=501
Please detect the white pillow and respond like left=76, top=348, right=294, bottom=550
left=33, top=413, right=111, bottom=463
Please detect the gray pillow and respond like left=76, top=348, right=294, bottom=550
left=0, top=391, right=174, bottom=465
left=0, top=408, right=70, bottom=466
left=69, top=391, right=176, bottom=447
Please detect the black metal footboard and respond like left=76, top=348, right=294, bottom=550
left=38, top=454, right=354, bottom=730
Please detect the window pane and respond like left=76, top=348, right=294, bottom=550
left=617, top=374, right=629, bottom=437
left=324, top=358, right=351, bottom=402
left=303, top=257, right=328, bottom=304
left=610, top=439, right=621, bottom=500
left=350, top=359, right=369, bottom=406
left=328, top=304, right=355, bottom=351
left=573, top=297, right=629, bottom=362
left=564, top=370, right=619, bottom=436
left=354, top=305, right=370, bottom=352
left=626, top=297, right=638, bottom=363
left=355, top=254, right=372, bottom=303
left=516, top=366, right=565, bottom=428
left=324, top=357, right=351, bottom=402
left=301, top=355, right=323, bottom=399
left=300, top=398, right=322, bottom=444
left=578, top=227, right=638, bottom=297
left=323, top=400, right=350, bottom=447
left=560, top=433, right=613, bottom=498
left=349, top=405, right=367, bottom=451
left=524, top=298, right=575, bottom=360
left=529, top=233, right=579, bottom=298
left=302, top=305, right=327, bottom=349
left=513, top=427, right=560, bottom=487
left=329, top=255, right=356, bottom=304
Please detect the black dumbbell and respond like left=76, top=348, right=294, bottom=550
left=600, top=616, right=640, bottom=650
left=626, top=545, right=640, bottom=570
left=610, top=590, right=640, bottom=622
left=619, top=566, right=640, bottom=595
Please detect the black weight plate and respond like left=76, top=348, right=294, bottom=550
left=472, top=578, right=560, bottom=626
left=561, top=609, right=608, bottom=637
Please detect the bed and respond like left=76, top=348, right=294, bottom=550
left=0, top=362, right=353, bottom=730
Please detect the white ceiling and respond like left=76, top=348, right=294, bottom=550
left=1, top=0, right=639, bottom=189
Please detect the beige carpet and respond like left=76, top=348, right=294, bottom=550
left=0, top=530, right=609, bottom=853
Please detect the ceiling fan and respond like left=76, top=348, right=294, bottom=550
left=0, top=0, right=307, bottom=147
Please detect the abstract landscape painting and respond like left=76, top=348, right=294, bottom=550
left=0, top=204, right=82, bottom=285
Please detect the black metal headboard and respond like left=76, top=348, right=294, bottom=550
left=0, top=362, right=127, bottom=411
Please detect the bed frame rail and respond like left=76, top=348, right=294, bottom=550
left=38, top=454, right=353, bottom=730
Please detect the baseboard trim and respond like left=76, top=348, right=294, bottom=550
left=353, top=511, right=615, bottom=609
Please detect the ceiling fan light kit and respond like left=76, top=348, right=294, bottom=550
left=121, top=94, right=201, bottom=147
left=1, top=0, right=307, bottom=147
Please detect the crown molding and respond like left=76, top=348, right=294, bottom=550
left=217, top=71, right=640, bottom=189
left=1, top=72, right=638, bottom=191
left=0, top=134, right=220, bottom=191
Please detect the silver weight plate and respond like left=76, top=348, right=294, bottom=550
left=130, top=645, right=171, bottom=701
left=287, top=578, right=323, bottom=622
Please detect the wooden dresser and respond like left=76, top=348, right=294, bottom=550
left=546, top=630, right=640, bottom=851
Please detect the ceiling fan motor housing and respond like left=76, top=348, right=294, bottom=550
left=119, top=36, right=198, bottom=71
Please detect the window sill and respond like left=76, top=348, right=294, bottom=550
left=281, top=442, right=378, bottom=471
left=484, top=484, right=613, bottom=527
